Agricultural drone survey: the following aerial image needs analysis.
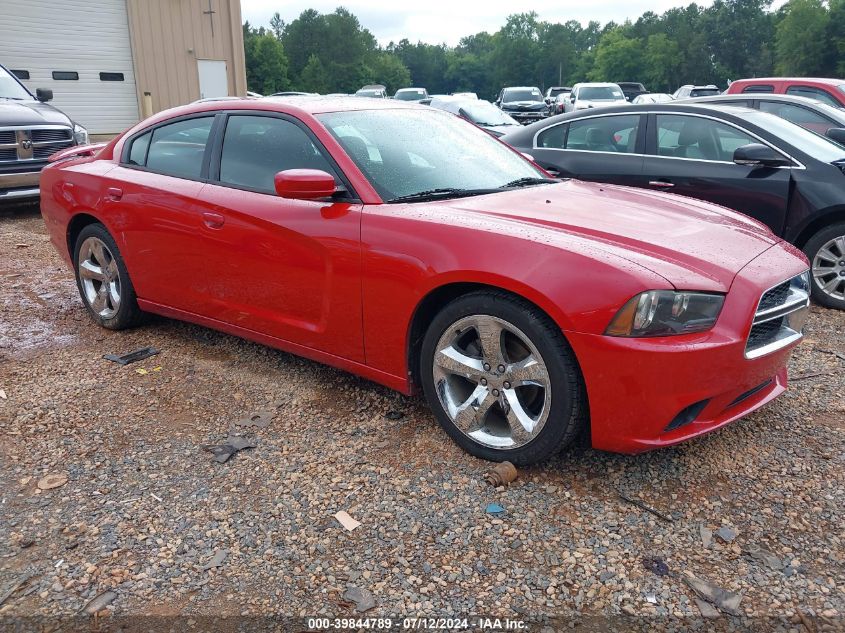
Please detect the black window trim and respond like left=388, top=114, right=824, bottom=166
left=207, top=109, right=360, bottom=202
left=742, top=84, right=775, bottom=94
left=119, top=112, right=221, bottom=183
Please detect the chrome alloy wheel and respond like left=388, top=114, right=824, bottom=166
left=432, top=315, right=551, bottom=449
left=812, top=235, right=845, bottom=302
left=78, top=237, right=121, bottom=319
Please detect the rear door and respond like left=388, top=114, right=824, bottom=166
left=530, top=112, right=645, bottom=186
left=103, top=114, right=217, bottom=313
left=638, top=112, right=792, bottom=234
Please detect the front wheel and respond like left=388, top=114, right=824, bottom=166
left=803, top=222, right=845, bottom=310
left=420, top=291, right=587, bottom=465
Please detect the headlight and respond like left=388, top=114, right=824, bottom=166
left=605, top=290, right=725, bottom=337
left=73, top=123, right=89, bottom=145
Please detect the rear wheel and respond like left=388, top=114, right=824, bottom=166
left=420, top=290, right=586, bottom=465
left=803, top=222, right=845, bottom=310
left=73, top=223, right=143, bottom=329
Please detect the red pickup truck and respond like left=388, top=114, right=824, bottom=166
left=725, top=77, right=845, bottom=108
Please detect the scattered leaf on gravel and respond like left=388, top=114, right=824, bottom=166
left=82, top=590, right=117, bottom=615
left=37, top=473, right=68, bottom=491
left=695, top=597, right=721, bottom=619
left=744, top=544, right=784, bottom=570
left=343, top=586, right=375, bottom=612
left=334, top=510, right=361, bottom=531
left=202, top=436, right=257, bottom=464
left=715, top=526, right=738, bottom=543
left=700, top=525, right=713, bottom=548
left=642, top=555, right=669, bottom=576
left=102, top=347, right=159, bottom=366
left=235, top=411, right=273, bottom=429
left=385, top=410, right=404, bottom=420
left=683, top=573, right=742, bottom=616
left=202, top=550, right=228, bottom=570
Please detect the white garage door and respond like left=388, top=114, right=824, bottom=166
left=0, top=0, right=140, bottom=135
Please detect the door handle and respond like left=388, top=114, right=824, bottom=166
left=106, top=187, right=123, bottom=201
left=202, top=212, right=225, bottom=229
left=648, top=180, right=674, bottom=188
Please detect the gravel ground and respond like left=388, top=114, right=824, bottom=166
left=1, top=204, right=843, bottom=629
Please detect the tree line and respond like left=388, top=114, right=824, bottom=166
left=243, top=0, right=845, bottom=99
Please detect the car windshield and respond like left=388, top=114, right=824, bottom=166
left=691, top=88, right=720, bottom=97
left=741, top=110, right=845, bottom=162
left=548, top=88, right=566, bottom=97
left=503, top=89, right=542, bottom=102
left=579, top=87, right=625, bottom=101
left=460, top=101, right=519, bottom=126
left=318, top=109, right=546, bottom=201
left=395, top=89, right=426, bottom=100
left=0, top=67, right=32, bottom=100
left=356, top=90, right=383, bottom=98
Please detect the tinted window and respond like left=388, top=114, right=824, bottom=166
left=219, top=115, right=337, bottom=194
left=145, top=117, right=213, bottom=180
left=127, top=131, right=151, bottom=166
left=689, top=87, right=720, bottom=97
left=785, top=86, right=841, bottom=108
left=537, top=124, right=568, bottom=149
left=578, top=86, right=625, bottom=101
left=553, top=115, right=640, bottom=153
left=655, top=115, right=757, bottom=161
left=742, top=85, right=774, bottom=93
left=502, top=88, right=542, bottom=102
left=758, top=101, right=836, bottom=134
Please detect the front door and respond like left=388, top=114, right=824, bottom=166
left=639, top=113, right=792, bottom=235
left=197, top=60, right=228, bottom=99
left=191, top=112, right=365, bottom=362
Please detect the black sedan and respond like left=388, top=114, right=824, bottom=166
left=501, top=103, right=845, bottom=309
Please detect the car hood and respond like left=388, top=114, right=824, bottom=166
left=0, top=100, right=73, bottom=126
left=439, top=180, right=779, bottom=292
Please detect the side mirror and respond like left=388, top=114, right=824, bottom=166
left=733, top=143, right=791, bottom=167
left=274, top=169, right=336, bottom=200
left=36, top=88, right=53, bottom=102
left=570, top=95, right=576, bottom=103
left=826, top=127, right=845, bottom=145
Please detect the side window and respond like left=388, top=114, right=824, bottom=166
left=655, top=115, right=757, bottom=161
left=537, top=124, right=567, bottom=149
left=127, top=131, right=151, bottom=166
left=758, top=101, right=835, bottom=133
left=563, top=115, right=640, bottom=153
left=742, top=84, right=774, bottom=93
left=144, top=117, right=214, bottom=180
left=219, top=115, right=337, bottom=194
left=785, top=86, right=841, bottom=108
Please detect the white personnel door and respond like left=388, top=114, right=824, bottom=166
left=197, top=60, right=229, bottom=100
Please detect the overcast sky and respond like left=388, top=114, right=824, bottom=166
left=241, top=0, right=723, bottom=47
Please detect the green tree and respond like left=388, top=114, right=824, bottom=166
left=269, top=12, right=285, bottom=40
left=824, top=0, right=845, bottom=75
left=643, top=33, right=681, bottom=91
left=364, top=53, right=411, bottom=93
left=243, top=25, right=289, bottom=94
left=588, top=27, right=644, bottom=82
left=775, top=0, right=830, bottom=75
left=298, top=54, right=329, bottom=93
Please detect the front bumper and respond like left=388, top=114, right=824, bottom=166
left=0, top=170, right=41, bottom=200
left=567, top=243, right=809, bottom=454
left=505, top=111, right=548, bottom=124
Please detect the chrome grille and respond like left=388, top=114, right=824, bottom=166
left=0, top=126, right=74, bottom=163
left=745, top=271, right=811, bottom=359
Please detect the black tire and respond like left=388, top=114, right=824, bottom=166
left=73, top=223, right=144, bottom=330
left=802, top=222, right=845, bottom=310
left=419, top=290, right=587, bottom=465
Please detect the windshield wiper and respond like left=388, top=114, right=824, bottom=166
left=388, top=187, right=498, bottom=203
left=501, top=176, right=557, bottom=189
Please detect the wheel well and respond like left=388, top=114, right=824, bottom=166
left=407, top=282, right=559, bottom=388
left=66, top=213, right=101, bottom=258
left=792, top=208, right=845, bottom=249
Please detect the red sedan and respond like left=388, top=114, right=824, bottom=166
left=40, top=97, right=811, bottom=464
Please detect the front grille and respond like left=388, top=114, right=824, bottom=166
left=0, top=148, right=16, bottom=161
left=758, top=281, right=790, bottom=312
left=0, top=131, right=15, bottom=144
left=34, top=142, right=71, bottom=159
left=745, top=272, right=810, bottom=359
left=32, top=128, right=72, bottom=143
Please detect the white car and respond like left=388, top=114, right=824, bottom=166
left=632, top=93, right=675, bottom=104
left=565, top=83, right=628, bottom=112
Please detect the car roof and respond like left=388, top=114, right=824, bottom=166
left=730, top=77, right=845, bottom=86
left=503, top=86, right=541, bottom=90
left=574, top=82, right=620, bottom=87
left=688, top=93, right=826, bottom=106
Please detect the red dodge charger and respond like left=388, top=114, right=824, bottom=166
left=40, top=97, right=811, bottom=464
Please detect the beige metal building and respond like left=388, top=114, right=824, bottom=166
left=0, top=0, right=247, bottom=136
